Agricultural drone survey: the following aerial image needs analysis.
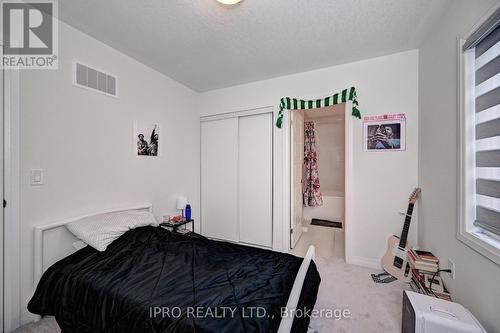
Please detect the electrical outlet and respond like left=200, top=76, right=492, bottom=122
left=448, top=258, right=456, bottom=279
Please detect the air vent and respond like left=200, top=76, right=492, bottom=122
left=74, top=61, right=117, bottom=97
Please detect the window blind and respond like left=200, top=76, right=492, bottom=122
left=471, top=18, right=500, bottom=237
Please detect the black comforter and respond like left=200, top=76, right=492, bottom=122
left=28, top=227, right=320, bottom=333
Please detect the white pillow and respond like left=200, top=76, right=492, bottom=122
left=66, top=210, right=158, bottom=251
left=72, top=240, right=88, bottom=251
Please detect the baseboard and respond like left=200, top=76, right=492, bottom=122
left=347, top=255, right=381, bottom=270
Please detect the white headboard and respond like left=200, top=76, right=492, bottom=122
left=33, top=203, right=153, bottom=289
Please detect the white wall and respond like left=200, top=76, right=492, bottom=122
left=315, top=119, right=345, bottom=196
left=418, top=1, right=500, bottom=332
left=199, top=50, right=419, bottom=267
left=18, top=21, right=199, bottom=322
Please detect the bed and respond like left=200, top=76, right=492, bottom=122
left=28, top=204, right=321, bottom=333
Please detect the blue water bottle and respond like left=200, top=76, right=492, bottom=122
left=185, top=204, right=192, bottom=220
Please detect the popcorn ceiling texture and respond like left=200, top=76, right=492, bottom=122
left=58, top=0, right=451, bottom=91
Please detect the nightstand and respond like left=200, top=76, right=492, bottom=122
left=160, top=219, right=194, bottom=233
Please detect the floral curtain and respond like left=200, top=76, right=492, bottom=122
left=303, top=122, right=323, bottom=207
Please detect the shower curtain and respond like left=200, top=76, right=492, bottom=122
left=303, top=122, right=323, bottom=207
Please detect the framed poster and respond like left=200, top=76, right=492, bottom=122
left=134, top=121, right=160, bottom=157
left=363, top=113, right=406, bottom=151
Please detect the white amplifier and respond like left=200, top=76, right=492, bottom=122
left=402, top=291, right=486, bottom=333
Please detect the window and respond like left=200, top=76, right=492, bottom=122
left=459, top=8, right=500, bottom=265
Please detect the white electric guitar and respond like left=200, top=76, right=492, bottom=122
left=380, top=188, right=421, bottom=283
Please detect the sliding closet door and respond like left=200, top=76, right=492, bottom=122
left=201, top=118, right=239, bottom=242
left=238, top=113, right=273, bottom=247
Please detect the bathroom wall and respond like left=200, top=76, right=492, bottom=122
left=302, top=110, right=345, bottom=223
left=315, top=119, right=345, bottom=196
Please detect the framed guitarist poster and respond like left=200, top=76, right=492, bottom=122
left=363, top=113, right=406, bottom=151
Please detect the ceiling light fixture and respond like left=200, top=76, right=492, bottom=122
left=217, top=0, right=242, bottom=5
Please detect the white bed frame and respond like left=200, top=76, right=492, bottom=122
left=277, top=245, right=316, bottom=333
left=33, top=203, right=153, bottom=289
left=33, top=203, right=316, bottom=333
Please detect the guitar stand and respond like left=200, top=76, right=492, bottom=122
left=371, top=271, right=397, bottom=284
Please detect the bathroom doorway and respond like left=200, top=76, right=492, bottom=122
left=290, top=104, right=347, bottom=259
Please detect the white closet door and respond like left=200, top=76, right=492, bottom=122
left=201, top=118, right=239, bottom=242
left=238, top=113, right=273, bottom=247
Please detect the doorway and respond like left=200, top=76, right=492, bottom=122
left=1, top=45, right=20, bottom=332
left=0, top=46, right=4, bottom=332
left=289, top=104, right=347, bottom=259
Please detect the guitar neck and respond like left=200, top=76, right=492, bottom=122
left=398, top=203, right=414, bottom=248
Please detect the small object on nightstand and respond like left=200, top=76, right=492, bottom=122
left=160, top=218, right=194, bottom=233
left=170, top=215, right=185, bottom=223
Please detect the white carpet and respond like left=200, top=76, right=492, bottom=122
left=14, top=229, right=407, bottom=333
left=13, top=317, right=60, bottom=333
left=293, top=225, right=408, bottom=332
left=308, top=255, right=408, bottom=333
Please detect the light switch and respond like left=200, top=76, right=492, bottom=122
left=31, top=169, right=44, bottom=185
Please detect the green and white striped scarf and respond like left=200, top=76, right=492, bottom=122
left=275, top=86, right=361, bottom=128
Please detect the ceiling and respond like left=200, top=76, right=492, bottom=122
left=58, top=0, right=451, bottom=92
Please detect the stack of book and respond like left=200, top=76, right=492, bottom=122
left=408, top=249, right=452, bottom=301
left=408, top=249, right=438, bottom=272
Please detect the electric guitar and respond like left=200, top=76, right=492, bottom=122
left=380, top=188, right=421, bottom=282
